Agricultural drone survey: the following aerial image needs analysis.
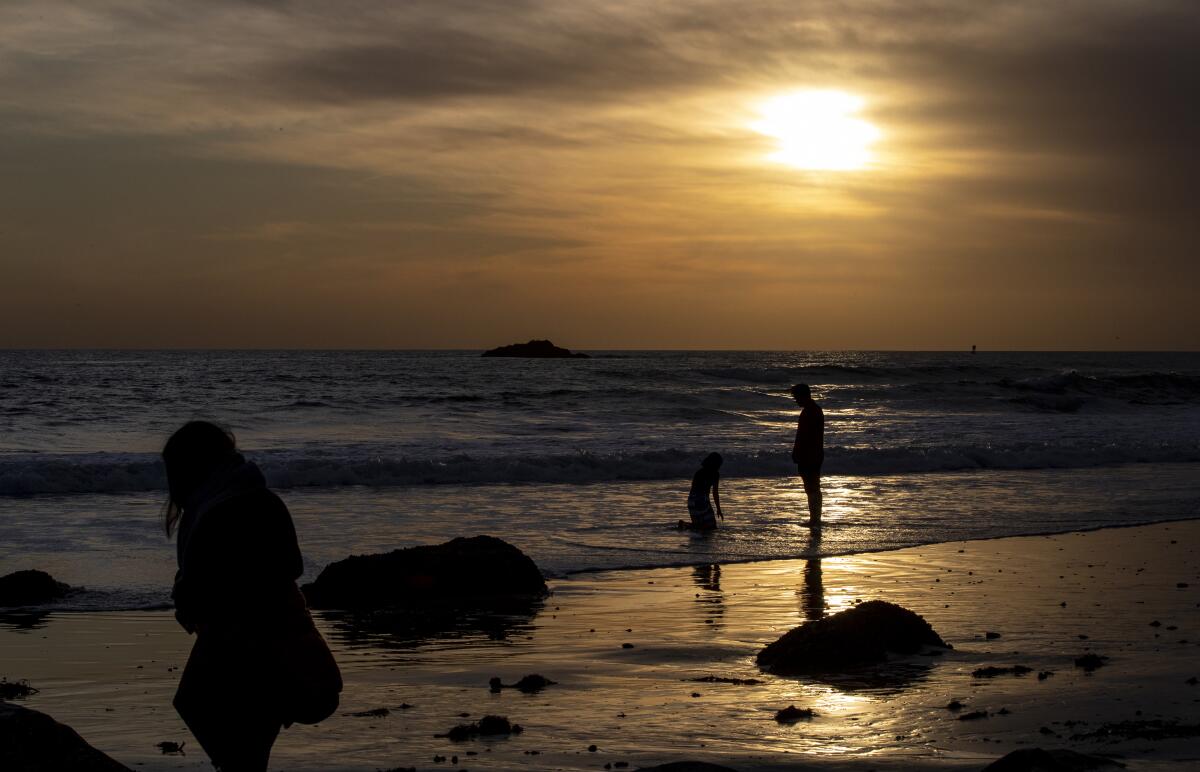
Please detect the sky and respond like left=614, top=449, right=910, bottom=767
left=2, top=0, right=1198, bottom=350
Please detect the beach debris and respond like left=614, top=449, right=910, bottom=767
left=589, top=744, right=598, bottom=752
left=756, top=600, right=949, bottom=676
left=1149, top=620, right=1162, bottom=627
left=346, top=707, right=391, bottom=718
left=482, top=339, right=589, bottom=358
left=437, top=715, right=523, bottom=741
left=1038, top=670, right=1055, bottom=680
left=985, top=631, right=1001, bottom=640
left=945, top=700, right=965, bottom=711
left=0, top=678, right=39, bottom=699
left=155, top=741, right=185, bottom=755
left=302, top=535, right=546, bottom=610
left=958, top=710, right=989, bottom=721
left=982, top=748, right=1124, bottom=770
left=972, top=665, right=1033, bottom=678
left=622, top=642, right=635, bottom=649
left=488, top=674, right=556, bottom=693
left=774, top=705, right=816, bottom=723
left=1074, top=653, right=1108, bottom=672
left=1, top=701, right=133, bottom=770
left=685, top=676, right=764, bottom=685
left=0, top=570, right=72, bottom=606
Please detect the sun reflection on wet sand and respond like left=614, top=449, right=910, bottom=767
left=2, top=522, right=1196, bottom=770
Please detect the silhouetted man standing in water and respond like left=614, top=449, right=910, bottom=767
left=790, top=383, right=824, bottom=528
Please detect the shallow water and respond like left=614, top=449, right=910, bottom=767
left=2, top=463, right=1198, bottom=612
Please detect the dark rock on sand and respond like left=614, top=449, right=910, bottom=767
left=0, top=571, right=71, bottom=607
left=482, top=340, right=589, bottom=358
left=756, top=600, right=948, bottom=676
left=982, top=747, right=1124, bottom=770
left=303, top=535, right=547, bottom=609
left=306, top=537, right=546, bottom=644
left=636, top=763, right=741, bottom=772
left=154, top=741, right=185, bottom=755
left=959, top=710, right=990, bottom=721
left=0, top=679, right=38, bottom=700
left=0, top=701, right=132, bottom=771
left=489, top=674, right=557, bottom=693
left=438, top=715, right=523, bottom=741
left=1074, top=654, right=1107, bottom=672
left=973, top=665, right=1034, bottom=678
left=774, top=705, right=816, bottom=723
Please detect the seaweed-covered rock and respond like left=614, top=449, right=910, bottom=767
left=982, top=747, right=1124, bottom=771
left=482, top=340, right=589, bottom=358
left=0, top=701, right=132, bottom=771
left=0, top=571, right=71, bottom=607
left=756, top=600, right=948, bottom=676
left=302, top=535, right=547, bottom=609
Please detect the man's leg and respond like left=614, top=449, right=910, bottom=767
left=801, top=472, right=822, bottom=526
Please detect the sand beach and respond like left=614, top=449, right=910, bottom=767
left=3, top=520, right=1198, bottom=771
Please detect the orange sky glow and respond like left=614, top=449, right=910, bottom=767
left=1, top=1, right=1198, bottom=349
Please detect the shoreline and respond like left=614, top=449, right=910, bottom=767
left=4, top=521, right=1199, bottom=770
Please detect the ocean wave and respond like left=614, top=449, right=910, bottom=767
left=3, top=441, right=1199, bottom=495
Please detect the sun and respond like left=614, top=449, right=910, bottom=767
left=751, top=91, right=880, bottom=171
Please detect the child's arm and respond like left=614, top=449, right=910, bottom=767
left=713, top=476, right=723, bottom=519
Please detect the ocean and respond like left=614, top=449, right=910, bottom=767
left=2, top=349, right=1198, bottom=612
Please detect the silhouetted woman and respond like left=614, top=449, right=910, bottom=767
left=164, top=421, right=340, bottom=772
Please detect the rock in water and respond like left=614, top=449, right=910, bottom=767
left=982, top=747, right=1124, bottom=771
left=481, top=340, right=589, bottom=358
left=756, top=600, right=948, bottom=676
left=0, top=701, right=132, bottom=771
left=302, top=535, right=547, bottom=609
left=0, top=571, right=71, bottom=607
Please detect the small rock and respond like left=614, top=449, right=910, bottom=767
left=985, top=631, right=1001, bottom=640
left=155, top=741, right=185, bottom=755
left=972, top=666, right=1033, bottom=678
left=0, top=678, right=39, bottom=699
left=622, top=643, right=634, bottom=649
left=958, top=710, right=989, bottom=721
left=1074, top=654, right=1108, bottom=672
left=774, top=705, right=816, bottom=723
left=946, top=700, right=965, bottom=711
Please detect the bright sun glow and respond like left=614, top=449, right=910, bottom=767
left=752, top=91, right=880, bottom=171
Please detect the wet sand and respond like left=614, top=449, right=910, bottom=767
left=3, top=521, right=1198, bottom=770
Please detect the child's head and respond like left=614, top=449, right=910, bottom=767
left=701, top=452, right=723, bottom=470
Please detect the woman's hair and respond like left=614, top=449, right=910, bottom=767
left=701, top=452, right=723, bottom=469
left=162, top=421, right=237, bottom=537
